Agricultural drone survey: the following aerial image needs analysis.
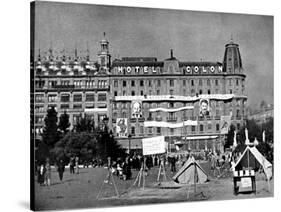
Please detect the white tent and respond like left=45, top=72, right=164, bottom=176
left=172, top=156, right=208, bottom=184
left=232, top=146, right=272, bottom=180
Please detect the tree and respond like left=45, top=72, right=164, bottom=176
left=53, top=132, right=97, bottom=163
left=42, top=107, right=59, bottom=149
left=75, top=116, right=94, bottom=132
left=58, top=111, right=70, bottom=134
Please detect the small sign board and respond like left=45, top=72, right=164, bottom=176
left=142, top=136, right=166, bottom=155
left=241, top=177, right=252, bottom=188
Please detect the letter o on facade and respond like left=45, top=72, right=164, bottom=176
left=210, top=66, right=215, bottom=72
left=127, top=66, right=132, bottom=73
left=194, top=66, right=199, bottom=73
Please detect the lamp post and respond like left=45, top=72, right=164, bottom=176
left=128, top=134, right=132, bottom=156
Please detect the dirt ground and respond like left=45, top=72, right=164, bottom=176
left=34, top=161, right=274, bottom=211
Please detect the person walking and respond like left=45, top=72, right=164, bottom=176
left=57, top=159, right=65, bottom=182
left=44, top=158, right=51, bottom=186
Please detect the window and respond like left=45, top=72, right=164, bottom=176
left=131, top=91, right=135, bottom=96
left=140, top=80, right=144, bottom=86
left=183, top=89, right=186, bottom=95
left=114, top=80, right=118, bottom=87
left=236, top=109, right=240, bottom=117
left=73, top=104, right=82, bottom=109
left=123, top=80, right=126, bottom=87
left=199, top=79, right=202, bottom=86
left=35, top=80, right=45, bottom=88
left=114, top=91, right=117, bottom=96
left=236, top=79, right=239, bottom=86
left=35, top=106, right=44, bottom=113
left=200, top=124, right=204, bottom=132
left=122, top=112, right=127, bottom=118
left=199, top=89, right=203, bottom=95
left=35, top=94, right=44, bottom=102
left=169, top=102, right=174, bottom=108
left=85, top=93, right=95, bottom=102
left=140, top=126, right=144, bottom=135
left=48, top=80, right=57, bottom=88
left=229, top=79, right=232, bottom=86
left=61, top=94, right=70, bottom=102
left=229, top=89, right=233, bottom=94
left=61, top=80, right=70, bottom=86
left=192, top=126, right=196, bottom=132
left=148, top=80, right=152, bottom=87
left=35, top=115, right=44, bottom=124
left=157, top=127, right=161, bottom=134
left=169, top=90, right=174, bottom=96
left=170, top=79, right=174, bottom=87
left=131, top=80, right=135, bottom=87
left=122, top=91, right=126, bottom=96
left=157, top=90, right=160, bottom=95
left=113, top=103, right=117, bottom=109
left=140, top=90, right=144, bottom=96
left=73, top=94, right=82, bottom=102
left=216, top=123, right=220, bottom=131
left=74, top=80, right=82, bottom=88
left=208, top=123, right=212, bottom=130
left=98, top=93, right=106, bottom=101
left=183, top=80, right=186, bottom=86
left=148, top=127, right=153, bottom=134
left=208, top=90, right=211, bottom=94
left=149, top=90, right=152, bottom=95
left=191, top=80, right=194, bottom=86
left=122, top=103, right=127, bottom=109
left=170, top=128, right=174, bottom=135
left=113, top=112, right=117, bottom=119
left=237, top=123, right=240, bottom=130
left=131, top=126, right=135, bottom=135
left=61, top=104, right=69, bottom=109
left=207, top=79, right=211, bottom=86
left=215, top=79, right=219, bottom=86
left=157, top=80, right=161, bottom=87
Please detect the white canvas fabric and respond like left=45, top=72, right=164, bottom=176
left=172, top=156, right=208, bottom=184
left=233, top=146, right=272, bottom=179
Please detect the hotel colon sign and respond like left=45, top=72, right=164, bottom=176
left=33, top=36, right=247, bottom=153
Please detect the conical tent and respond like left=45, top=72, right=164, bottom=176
left=232, top=146, right=272, bottom=179
left=172, top=156, right=208, bottom=184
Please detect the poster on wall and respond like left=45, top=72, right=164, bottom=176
left=131, top=100, right=142, bottom=118
left=220, top=115, right=231, bottom=134
left=116, top=118, right=128, bottom=137
left=142, top=136, right=166, bottom=155
left=199, top=98, right=210, bottom=117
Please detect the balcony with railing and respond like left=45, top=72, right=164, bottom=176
left=167, top=117, right=177, bottom=122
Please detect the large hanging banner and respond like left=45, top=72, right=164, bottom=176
left=149, top=105, right=194, bottom=112
left=116, top=118, right=128, bottom=137
left=142, top=136, right=166, bottom=155
left=199, top=98, right=210, bottom=117
left=144, top=120, right=197, bottom=128
left=131, top=100, right=142, bottom=118
left=220, top=115, right=231, bottom=134
left=115, top=94, right=242, bottom=102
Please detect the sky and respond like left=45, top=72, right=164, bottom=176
left=34, top=1, right=274, bottom=108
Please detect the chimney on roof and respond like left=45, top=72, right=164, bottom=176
left=170, top=49, right=173, bottom=58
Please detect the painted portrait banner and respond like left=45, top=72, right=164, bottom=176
left=199, top=98, right=210, bottom=117
left=220, top=115, right=231, bottom=134
left=116, top=118, right=128, bottom=137
left=131, top=100, right=142, bottom=118
left=142, top=136, right=166, bottom=155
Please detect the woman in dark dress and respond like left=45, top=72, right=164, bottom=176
left=57, top=159, right=65, bottom=181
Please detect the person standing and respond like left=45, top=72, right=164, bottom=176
left=75, top=156, right=79, bottom=174
left=44, top=158, right=51, bottom=186
left=57, top=159, right=65, bottom=182
left=69, top=156, right=75, bottom=174
left=170, top=156, right=176, bottom=173
left=38, top=164, right=46, bottom=186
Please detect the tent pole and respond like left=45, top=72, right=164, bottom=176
left=247, top=147, right=250, bottom=169
left=194, top=159, right=197, bottom=194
